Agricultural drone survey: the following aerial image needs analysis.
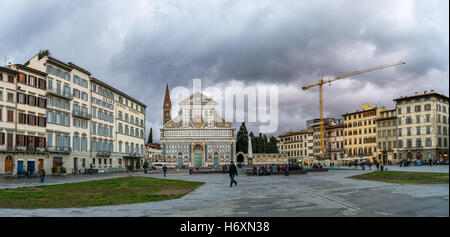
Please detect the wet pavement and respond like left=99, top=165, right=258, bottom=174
left=0, top=166, right=448, bottom=217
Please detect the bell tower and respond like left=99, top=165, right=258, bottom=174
left=163, top=83, right=172, bottom=126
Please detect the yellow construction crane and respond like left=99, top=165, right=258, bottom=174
left=302, top=61, right=406, bottom=159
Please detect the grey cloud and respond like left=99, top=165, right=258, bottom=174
left=1, top=0, right=448, bottom=141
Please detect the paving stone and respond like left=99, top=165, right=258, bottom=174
left=0, top=165, right=448, bottom=217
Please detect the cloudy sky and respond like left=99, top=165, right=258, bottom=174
left=1, top=0, right=448, bottom=141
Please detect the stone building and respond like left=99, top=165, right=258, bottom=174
left=160, top=86, right=236, bottom=168
left=394, top=91, right=448, bottom=162
left=146, top=143, right=162, bottom=163
left=375, top=109, right=398, bottom=164
left=0, top=51, right=147, bottom=176
left=343, top=104, right=386, bottom=162
left=325, top=123, right=345, bottom=163
left=277, top=129, right=314, bottom=165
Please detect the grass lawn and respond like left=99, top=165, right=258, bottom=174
left=0, top=177, right=204, bottom=209
left=349, top=171, right=449, bottom=184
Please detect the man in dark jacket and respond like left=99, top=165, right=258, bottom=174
left=163, top=164, right=167, bottom=177
left=229, top=161, right=238, bottom=187
left=40, top=169, right=46, bottom=183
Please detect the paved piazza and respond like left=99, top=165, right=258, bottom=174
left=0, top=166, right=448, bottom=217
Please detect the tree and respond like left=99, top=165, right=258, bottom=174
left=236, top=122, right=248, bottom=153
left=38, top=49, right=51, bottom=60
left=266, top=136, right=279, bottom=153
left=147, top=127, right=153, bottom=144
left=263, top=135, right=268, bottom=153
left=249, top=131, right=256, bottom=154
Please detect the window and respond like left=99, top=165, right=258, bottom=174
left=416, top=115, right=420, bottom=123
left=416, top=127, right=421, bottom=135
left=424, top=104, right=431, bottom=111
left=406, top=106, right=410, bottom=113
left=406, top=139, right=412, bottom=148
left=426, top=114, right=430, bottom=122
left=7, top=93, right=14, bottom=102
left=7, top=110, right=13, bottom=122
left=407, top=127, right=411, bottom=136
left=425, top=138, right=432, bottom=147
left=414, top=105, right=421, bottom=112
left=406, top=117, right=412, bottom=124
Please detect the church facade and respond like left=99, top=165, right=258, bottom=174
left=160, top=85, right=236, bottom=167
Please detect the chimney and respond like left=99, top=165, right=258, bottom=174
left=414, top=92, right=418, bottom=95
left=424, top=91, right=427, bottom=94
left=430, top=90, right=435, bottom=93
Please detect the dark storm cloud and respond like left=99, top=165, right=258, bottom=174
left=1, top=0, right=448, bottom=140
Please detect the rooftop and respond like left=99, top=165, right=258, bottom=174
left=394, top=90, right=449, bottom=102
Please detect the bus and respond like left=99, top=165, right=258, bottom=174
left=152, top=162, right=177, bottom=170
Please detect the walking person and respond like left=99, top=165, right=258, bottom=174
left=40, top=169, right=45, bottom=183
left=228, top=161, right=238, bottom=187
left=163, top=164, right=167, bottom=177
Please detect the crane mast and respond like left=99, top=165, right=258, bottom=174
left=302, top=61, right=405, bottom=160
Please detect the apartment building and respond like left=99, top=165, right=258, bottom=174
left=326, top=123, right=345, bottom=162
left=8, top=64, right=48, bottom=174
left=91, top=78, right=147, bottom=170
left=277, top=129, right=313, bottom=164
left=26, top=54, right=91, bottom=174
left=146, top=143, right=162, bottom=163
left=375, top=109, right=398, bottom=164
left=343, top=104, right=386, bottom=162
left=310, top=118, right=338, bottom=160
left=0, top=51, right=147, bottom=175
left=0, top=66, right=18, bottom=174
left=394, top=91, right=449, bottom=162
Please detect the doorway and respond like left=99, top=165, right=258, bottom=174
left=5, top=156, right=13, bottom=174
left=38, top=159, right=44, bottom=172
left=193, top=144, right=204, bottom=167
left=27, top=160, right=35, bottom=174
left=74, top=158, right=78, bottom=173
left=17, top=160, right=24, bottom=175
left=213, top=153, right=219, bottom=168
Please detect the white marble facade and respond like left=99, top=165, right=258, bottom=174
left=160, top=92, right=236, bottom=167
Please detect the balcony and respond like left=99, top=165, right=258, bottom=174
left=47, top=146, right=72, bottom=153
left=47, top=87, right=73, bottom=100
left=15, top=146, right=47, bottom=153
left=0, top=145, right=46, bottom=153
left=97, top=151, right=111, bottom=157
left=328, top=148, right=345, bottom=153
left=0, top=145, right=15, bottom=152
left=72, top=110, right=91, bottom=119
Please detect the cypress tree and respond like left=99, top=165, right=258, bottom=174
left=236, top=122, right=249, bottom=153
